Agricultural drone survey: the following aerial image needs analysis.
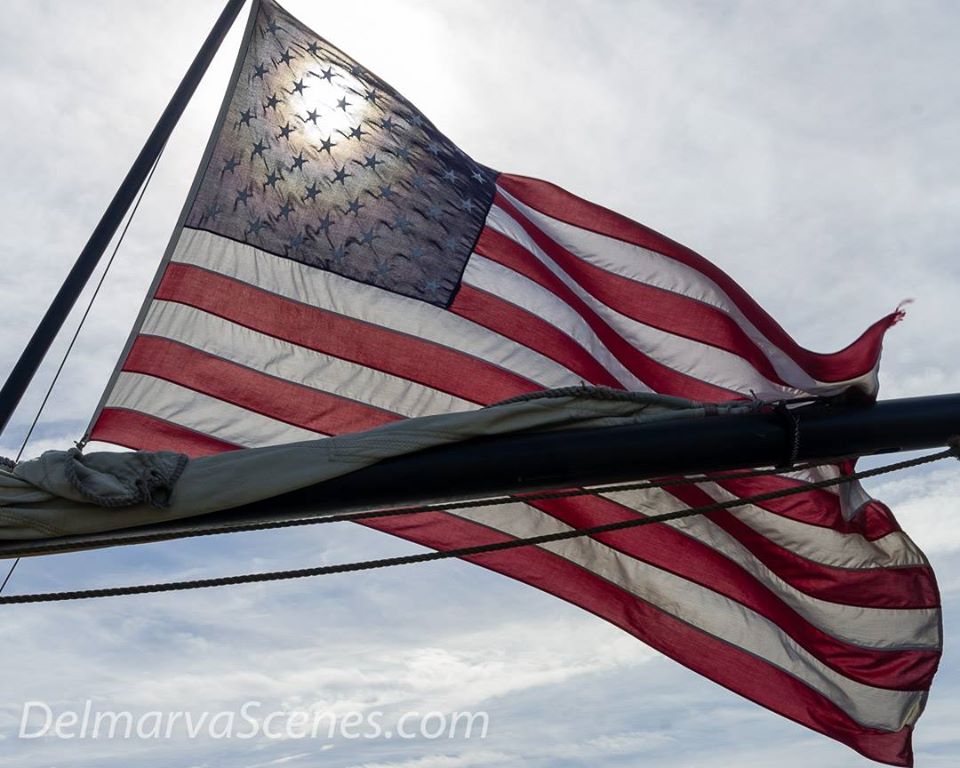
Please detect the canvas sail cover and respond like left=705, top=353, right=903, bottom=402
left=1, top=391, right=718, bottom=541
left=24, top=0, right=940, bottom=763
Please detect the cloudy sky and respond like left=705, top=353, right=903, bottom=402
left=1, top=0, right=959, bottom=765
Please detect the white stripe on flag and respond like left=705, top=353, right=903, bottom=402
left=142, top=300, right=478, bottom=419
left=447, top=500, right=926, bottom=732
left=170, top=229, right=582, bottom=390
left=106, top=372, right=324, bottom=447
left=598, top=487, right=938, bottom=649
left=462, top=254, right=650, bottom=391
left=496, top=186, right=880, bottom=396
left=485, top=204, right=803, bottom=399
left=691, top=481, right=929, bottom=569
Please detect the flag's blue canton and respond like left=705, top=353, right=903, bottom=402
left=187, top=0, right=497, bottom=307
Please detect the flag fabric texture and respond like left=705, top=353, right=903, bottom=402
left=89, top=1, right=940, bottom=763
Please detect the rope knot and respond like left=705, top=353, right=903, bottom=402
left=947, top=435, right=960, bottom=460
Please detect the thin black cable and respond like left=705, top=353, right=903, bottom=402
left=1, top=442, right=954, bottom=605
left=0, top=557, right=16, bottom=598
left=0, top=145, right=167, bottom=598
left=0, top=559, right=19, bottom=594
left=14, top=147, right=166, bottom=464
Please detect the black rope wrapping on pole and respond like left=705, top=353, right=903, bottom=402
left=773, top=401, right=802, bottom=468
left=1, top=440, right=956, bottom=605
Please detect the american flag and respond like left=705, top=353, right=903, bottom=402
left=88, top=1, right=940, bottom=763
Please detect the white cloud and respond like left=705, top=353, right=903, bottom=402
left=1, top=1, right=958, bottom=767
left=868, top=467, right=960, bottom=554
left=338, top=752, right=512, bottom=768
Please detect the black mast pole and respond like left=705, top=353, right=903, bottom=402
left=0, top=0, right=247, bottom=436
left=2, top=393, right=957, bottom=559
left=198, top=392, right=960, bottom=525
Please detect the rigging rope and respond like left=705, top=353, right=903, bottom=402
left=13, top=147, right=167, bottom=464
left=0, top=144, right=167, bottom=598
left=0, top=558, right=19, bottom=594
left=1, top=440, right=955, bottom=605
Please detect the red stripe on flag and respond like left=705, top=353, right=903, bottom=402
left=529, top=496, right=938, bottom=690
left=473, top=227, right=741, bottom=402
left=91, top=408, right=241, bottom=456
left=491, top=193, right=792, bottom=388
left=715, top=475, right=901, bottom=540
left=123, top=336, right=399, bottom=436
left=497, top=174, right=900, bottom=385
left=720, top=509, right=938, bottom=608
left=155, top=263, right=541, bottom=406
left=667, top=488, right=940, bottom=610
left=451, top=283, right=624, bottom=389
